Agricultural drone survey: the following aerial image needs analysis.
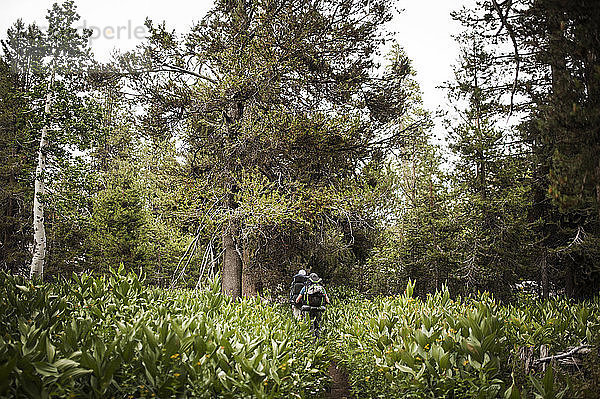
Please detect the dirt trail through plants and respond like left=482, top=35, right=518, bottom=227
left=325, top=361, right=354, bottom=399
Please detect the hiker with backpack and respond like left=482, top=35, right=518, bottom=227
left=295, top=273, right=330, bottom=338
left=289, top=269, right=309, bottom=319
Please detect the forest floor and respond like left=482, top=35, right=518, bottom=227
left=325, top=361, right=353, bottom=399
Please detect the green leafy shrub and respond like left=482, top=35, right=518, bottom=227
left=325, top=280, right=600, bottom=398
left=0, top=268, right=328, bottom=398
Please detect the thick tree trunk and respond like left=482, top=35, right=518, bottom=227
left=220, top=99, right=245, bottom=298
left=565, top=265, right=574, bottom=298
left=30, top=91, right=51, bottom=281
left=221, top=223, right=242, bottom=298
left=241, top=243, right=257, bottom=297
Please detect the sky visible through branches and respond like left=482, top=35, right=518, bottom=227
left=1, top=0, right=476, bottom=141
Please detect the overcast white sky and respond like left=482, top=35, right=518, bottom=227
left=1, top=0, right=475, bottom=140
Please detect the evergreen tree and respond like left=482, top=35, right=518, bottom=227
left=121, top=0, right=418, bottom=297
left=0, top=58, right=35, bottom=274
left=445, top=33, right=533, bottom=297
left=354, top=48, right=455, bottom=297
left=452, top=0, right=600, bottom=297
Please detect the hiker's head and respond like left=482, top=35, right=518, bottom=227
left=308, top=273, right=321, bottom=283
left=298, top=269, right=306, bottom=276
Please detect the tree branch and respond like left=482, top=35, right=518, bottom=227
left=533, top=345, right=592, bottom=365
left=491, top=0, right=520, bottom=117
left=161, top=63, right=217, bottom=84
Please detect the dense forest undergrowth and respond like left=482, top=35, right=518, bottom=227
left=1, top=269, right=599, bottom=398
left=0, top=269, right=330, bottom=398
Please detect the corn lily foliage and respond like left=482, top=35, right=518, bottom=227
left=324, top=281, right=600, bottom=398
left=0, top=268, right=328, bottom=398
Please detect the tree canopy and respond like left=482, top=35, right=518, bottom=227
left=0, top=0, right=599, bottom=300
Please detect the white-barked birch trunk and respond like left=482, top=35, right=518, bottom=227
left=30, top=90, right=52, bottom=280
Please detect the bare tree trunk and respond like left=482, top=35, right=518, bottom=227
left=428, top=181, right=439, bottom=292
left=4, top=169, right=14, bottom=271
left=221, top=222, right=242, bottom=298
left=220, top=97, right=245, bottom=298
left=540, top=250, right=549, bottom=300
left=565, top=265, right=574, bottom=298
left=30, top=90, right=51, bottom=281
left=241, top=243, right=257, bottom=297
left=596, top=158, right=600, bottom=219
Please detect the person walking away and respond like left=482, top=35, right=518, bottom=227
left=290, top=269, right=308, bottom=319
left=296, top=273, right=330, bottom=337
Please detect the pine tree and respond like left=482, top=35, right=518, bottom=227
left=0, top=57, right=36, bottom=274
left=121, top=0, right=418, bottom=297
left=445, top=33, right=532, bottom=296
left=452, top=0, right=600, bottom=297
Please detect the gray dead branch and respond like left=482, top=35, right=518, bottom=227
left=521, top=344, right=594, bottom=374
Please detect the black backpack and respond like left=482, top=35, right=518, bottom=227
left=305, top=282, right=326, bottom=307
left=290, top=274, right=308, bottom=301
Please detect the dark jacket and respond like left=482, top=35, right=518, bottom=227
left=290, top=274, right=308, bottom=304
